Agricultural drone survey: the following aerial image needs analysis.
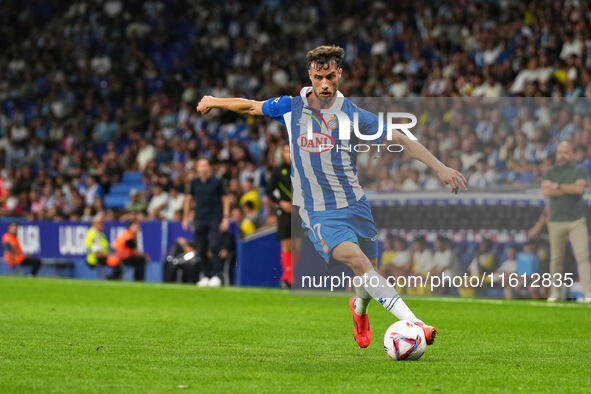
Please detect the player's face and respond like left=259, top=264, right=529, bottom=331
left=308, top=62, right=341, bottom=106
left=555, top=143, right=573, bottom=165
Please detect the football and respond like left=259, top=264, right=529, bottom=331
left=383, top=320, right=426, bottom=361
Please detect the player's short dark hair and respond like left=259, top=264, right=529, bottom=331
left=306, top=45, right=345, bottom=70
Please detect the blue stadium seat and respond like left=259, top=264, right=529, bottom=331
left=122, top=172, right=143, bottom=183
left=104, top=194, right=128, bottom=209
left=110, top=183, right=146, bottom=195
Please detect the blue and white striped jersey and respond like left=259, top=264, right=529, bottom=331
left=262, top=87, right=384, bottom=212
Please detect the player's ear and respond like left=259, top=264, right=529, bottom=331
left=338, top=68, right=342, bottom=78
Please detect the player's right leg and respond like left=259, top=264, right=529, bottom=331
left=333, top=241, right=437, bottom=345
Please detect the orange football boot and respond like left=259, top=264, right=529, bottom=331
left=349, top=297, right=371, bottom=348
left=414, top=321, right=437, bottom=345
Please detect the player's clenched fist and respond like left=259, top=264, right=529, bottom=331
left=196, top=96, right=217, bottom=114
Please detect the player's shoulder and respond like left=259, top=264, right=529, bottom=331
left=262, top=95, right=294, bottom=118
left=344, top=100, right=378, bottom=122
left=268, top=95, right=293, bottom=104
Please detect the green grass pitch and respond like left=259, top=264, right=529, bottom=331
left=0, top=277, right=589, bottom=393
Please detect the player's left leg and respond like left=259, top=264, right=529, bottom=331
left=333, top=242, right=437, bottom=345
left=347, top=196, right=438, bottom=345
left=348, top=257, right=374, bottom=348
left=349, top=264, right=371, bottom=348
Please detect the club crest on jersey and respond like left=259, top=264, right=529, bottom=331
left=327, top=115, right=338, bottom=130
left=321, top=240, right=329, bottom=254
left=297, top=132, right=335, bottom=153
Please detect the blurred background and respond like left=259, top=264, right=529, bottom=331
left=0, top=0, right=590, bottom=298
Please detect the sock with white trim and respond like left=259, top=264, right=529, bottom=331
left=361, top=269, right=419, bottom=322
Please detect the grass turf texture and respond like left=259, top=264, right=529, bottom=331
left=0, top=277, right=589, bottom=393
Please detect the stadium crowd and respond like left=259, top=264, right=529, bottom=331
left=378, top=233, right=552, bottom=299
left=1, top=0, right=591, bottom=231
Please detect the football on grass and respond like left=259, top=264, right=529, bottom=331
left=383, top=320, right=426, bottom=361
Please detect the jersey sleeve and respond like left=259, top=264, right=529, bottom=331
left=262, top=96, right=291, bottom=124
left=357, top=108, right=387, bottom=143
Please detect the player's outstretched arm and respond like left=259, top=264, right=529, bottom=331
left=390, top=132, right=467, bottom=194
left=196, top=96, right=264, bottom=116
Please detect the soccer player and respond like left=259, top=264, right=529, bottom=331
left=196, top=46, right=467, bottom=348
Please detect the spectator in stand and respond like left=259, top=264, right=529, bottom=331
left=2, top=222, right=41, bottom=276
left=136, top=140, right=156, bottom=171
left=380, top=236, right=412, bottom=280
left=164, top=187, right=185, bottom=221
left=430, top=236, right=453, bottom=278
left=516, top=240, right=546, bottom=299
left=239, top=177, right=261, bottom=213
left=460, top=238, right=498, bottom=297
left=82, top=176, right=103, bottom=207
left=468, top=238, right=498, bottom=278
left=1, top=0, right=591, bottom=224
left=494, top=245, right=518, bottom=299
left=121, top=189, right=148, bottom=221
left=406, top=236, right=434, bottom=295
left=147, top=183, right=169, bottom=220
left=240, top=201, right=260, bottom=236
